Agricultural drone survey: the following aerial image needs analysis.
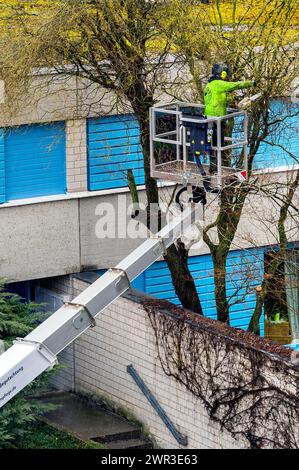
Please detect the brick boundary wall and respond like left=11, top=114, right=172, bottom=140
left=39, top=273, right=299, bottom=450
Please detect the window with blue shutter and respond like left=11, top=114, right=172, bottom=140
left=87, top=114, right=144, bottom=191
left=4, top=121, right=66, bottom=201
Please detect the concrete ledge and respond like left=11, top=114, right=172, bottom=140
left=0, top=181, right=175, bottom=209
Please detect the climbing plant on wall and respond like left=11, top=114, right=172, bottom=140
left=145, top=299, right=299, bottom=449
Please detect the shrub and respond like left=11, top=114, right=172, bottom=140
left=0, top=283, right=52, bottom=448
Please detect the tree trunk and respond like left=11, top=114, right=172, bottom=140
left=164, top=243, right=204, bottom=315
left=248, top=289, right=264, bottom=335
left=206, top=186, right=248, bottom=324
left=137, top=103, right=203, bottom=315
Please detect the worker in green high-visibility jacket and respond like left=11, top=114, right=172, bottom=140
left=204, top=64, right=253, bottom=117
left=203, top=64, right=254, bottom=173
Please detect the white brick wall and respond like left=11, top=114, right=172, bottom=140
left=74, top=296, right=245, bottom=449
left=50, top=344, right=75, bottom=391
left=45, top=275, right=298, bottom=450
left=46, top=276, right=245, bottom=449
left=66, top=119, right=88, bottom=192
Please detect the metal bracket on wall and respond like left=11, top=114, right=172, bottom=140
left=127, top=364, right=188, bottom=447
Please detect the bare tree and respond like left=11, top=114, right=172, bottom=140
left=171, top=0, right=299, bottom=327
left=248, top=168, right=299, bottom=334
left=0, top=0, right=298, bottom=330
left=0, top=0, right=204, bottom=314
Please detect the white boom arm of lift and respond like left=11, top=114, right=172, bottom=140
left=0, top=204, right=203, bottom=409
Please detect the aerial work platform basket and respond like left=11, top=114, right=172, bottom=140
left=150, top=102, right=249, bottom=189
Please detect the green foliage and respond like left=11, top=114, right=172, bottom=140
left=0, top=284, right=43, bottom=346
left=0, top=282, right=53, bottom=448
left=13, top=421, right=104, bottom=449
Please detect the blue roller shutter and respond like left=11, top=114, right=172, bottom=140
left=131, top=248, right=265, bottom=333
left=99, top=247, right=265, bottom=334
left=87, top=114, right=144, bottom=191
left=4, top=122, right=66, bottom=201
left=253, top=99, right=299, bottom=170
left=0, top=129, right=5, bottom=203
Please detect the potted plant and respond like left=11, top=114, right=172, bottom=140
left=265, top=310, right=292, bottom=345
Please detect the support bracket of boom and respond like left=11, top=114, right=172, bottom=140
left=64, top=301, right=97, bottom=329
